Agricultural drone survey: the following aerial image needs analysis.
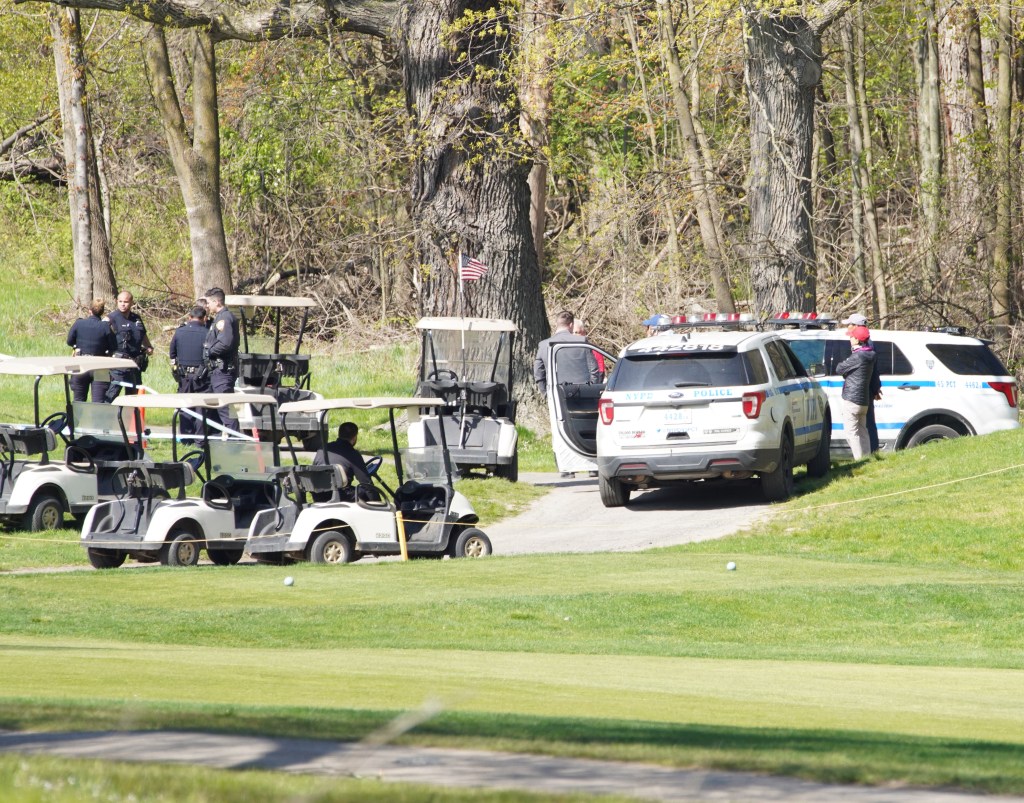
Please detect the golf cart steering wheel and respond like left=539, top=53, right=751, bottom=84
left=41, top=412, right=70, bottom=446
left=365, top=455, right=383, bottom=477
left=427, top=369, right=459, bottom=382
left=179, top=449, right=206, bottom=483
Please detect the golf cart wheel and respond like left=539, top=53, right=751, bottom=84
left=160, top=530, right=201, bottom=567
left=453, top=527, right=491, bottom=558
left=310, top=530, right=353, bottom=565
left=87, top=548, right=127, bottom=570
left=495, top=451, right=519, bottom=483
left=24, top=494, right=64, bottom=532
left=207, top=547, right=244, bottom=566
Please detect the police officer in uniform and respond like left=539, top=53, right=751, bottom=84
left=104, top=291, right=154, bottom=402
left=66, top=298, right=117, bottom=402
left=203, top=287, right=240, bottom=433
left=169, top=305, right=211, bottom=438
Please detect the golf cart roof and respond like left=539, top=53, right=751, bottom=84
left=225, top=295, right=316, bottom=309
left=112, top=392, right=278, bottom=410
left=0, top=355, right=138, bottom=376
left=416, top=317, right=517, bottom=333
left=279, top=396, right=445, bottom=414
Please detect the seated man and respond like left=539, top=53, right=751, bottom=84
left=312, top=421, right=381, bottom=501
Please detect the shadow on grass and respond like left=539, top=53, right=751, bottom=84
left=1, top=700, right=1022, bottom=793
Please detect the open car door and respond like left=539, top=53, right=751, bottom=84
left=546, top=342, right=616, bottom=474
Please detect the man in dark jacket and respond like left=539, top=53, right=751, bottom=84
left=842, top=313, right=882, bottom=452
left=203, top=288, right=239, bottom=433
left=533, top=310, right=600, bottom=395
left=169, top=306, right=211, bottom=438
left=313, top=422, right=380, bottom=501
left=836, top=325, right=877, bottom=460
left=66, top=298, right=116, bottom=402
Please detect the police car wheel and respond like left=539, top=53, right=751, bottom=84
left=599, top=474, right=630, bottom=508
left=761, top=431, right=795, bottom=502
left=906, top=423, right=960, bottom=448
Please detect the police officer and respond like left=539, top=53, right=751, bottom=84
left=66, top=298, right=117, bottom=402
left=104, top=291, right=154, bottom=402
left=169, top=306, right=211, bottom=438
left=203, top=287, right=239, bottom=433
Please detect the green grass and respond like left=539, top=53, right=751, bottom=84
left=3, top=435, right=1024, bottom=793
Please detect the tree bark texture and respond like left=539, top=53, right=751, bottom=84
left=915, top=0, right=943, bottom=297
left=744, top=9, right=821, bottom=313
left=143, top=27, right=233, bottom=297
left=49, top=7, right=116, bottom=305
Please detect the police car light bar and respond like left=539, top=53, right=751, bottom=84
left=667, top=312, right=757, bottom=327
left=766, top=311, right=837, bottom=330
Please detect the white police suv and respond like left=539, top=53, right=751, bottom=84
left=777, top=317, right=1020, bottom=454
left=557, top=314, right=831, bottom=507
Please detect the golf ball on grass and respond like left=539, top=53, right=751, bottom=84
left=726, top=561, right=736, bottom=571
left=283, top=576, right=294, bottom=586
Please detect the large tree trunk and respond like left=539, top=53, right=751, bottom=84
left=143, top=27, right=233, bottom=297
left=915, top=0, right=944, bottom=300
left=402, top=3, right=549, bottom=386
left=744, top=10, right=821, bottom=313
left=50, top=7, right=116, bottom=305
left=991, top=0, right=1014, bottom=329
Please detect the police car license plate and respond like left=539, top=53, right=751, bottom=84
left=663, top=409, right=692, bottom=424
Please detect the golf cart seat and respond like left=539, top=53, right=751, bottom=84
left=284, top=464, right=351, bottom=504
left=112, top=461, right=195, bottom=500
left=69, top=434, right=141, bottom=465
left=204, top=473, right=281, bottom=528
left=464, top=381, right=508, bottom=417
left=0, top=425, right=56, bottom=461
left=238, top=353, right=311, bottom=390
left=416, top=379, right=459, bottom=406
left=394, top=480, right=447, bottom=513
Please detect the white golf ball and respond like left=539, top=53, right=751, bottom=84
left=726, top=561, right=737, bottom=571
left=283, top=576, right=294, bottom=586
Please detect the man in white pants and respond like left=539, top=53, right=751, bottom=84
left=835, top=325, right=876, bottom=459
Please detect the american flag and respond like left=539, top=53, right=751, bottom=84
left=459, top=253, right=489, bottom=282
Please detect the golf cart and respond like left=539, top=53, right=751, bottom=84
left=79, top=392, right=280, bottom=568
left=245, top=396, right=491, bottom=564
left=227, top=294, right=324, bottom=448
left=408, top=317, right=519, bottom=481
left=0, top=355, right=142, bottom=530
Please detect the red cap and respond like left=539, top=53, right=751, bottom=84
left=850, top=326, right=870, bottom=343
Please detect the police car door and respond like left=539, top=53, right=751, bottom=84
left=547, top=342, right=616, bottom=473
left=763, top=339, right=814, bottom=453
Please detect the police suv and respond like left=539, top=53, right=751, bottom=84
left=587, top=314, right=831, bottom=507
left=775, top=315, right=1020, bottom=454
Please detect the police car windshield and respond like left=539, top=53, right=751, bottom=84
left=609, top=351, right=754, bottom=392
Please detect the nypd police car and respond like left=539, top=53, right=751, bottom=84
left=544, top=314, right=831, bottom=507
left=777, top=318, right=1019, bottom=454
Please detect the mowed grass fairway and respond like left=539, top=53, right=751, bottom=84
left=3, top=432, right=1024, bottom=796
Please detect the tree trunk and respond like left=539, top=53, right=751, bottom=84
left=659, top=1, right=734, bottom=313
left=743, top=9, right=821, bottom=313
left=991, top=0, right=1014, bottom=328
left=401, top=3, right=549, bottom=386
left=519, top=0, right=561, bottom=276
left=49, top=7, right=116, bottom=305
left=143, top=26, right=233, bottom=297
left=915, top=0, right=944, bottom=298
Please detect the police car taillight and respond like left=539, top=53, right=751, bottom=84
left=598, top=398, right=614, bottom=424
left=742, top=391, right=765, bottom=419
left=987, top=381, right=1018, bottom=408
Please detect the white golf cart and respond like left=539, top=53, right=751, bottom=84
left=408, top=317, right=519, bottom=481
left=0, top=355, right=142, bottom=530
left=79, top=392, right=280, bottom=568
left=245, top=396, right=491, bottom=564
left=227, top=294, right=324, bottom=448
